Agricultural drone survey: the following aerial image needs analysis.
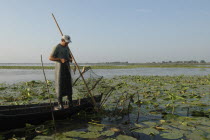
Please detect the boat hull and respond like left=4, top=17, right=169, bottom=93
left=0, top=95, right=102, bottom=131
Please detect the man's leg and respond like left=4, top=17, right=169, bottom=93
left=67, top=92, right=73, bottom=107
left=67, top=77, right=73, bottom=107
left=58, top=95, right=64, bottom=109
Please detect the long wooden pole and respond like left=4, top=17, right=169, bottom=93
left=41, top=55, right=57, bottom=134
left=51, top=13, right=98, bottom=110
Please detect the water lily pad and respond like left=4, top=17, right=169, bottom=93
left=154, top=126, right=165, bottom=130
left=55, top=134, right=76, bottom=140
left=110, top=127, right=120, bottom=132
left=185, top=133, right=204, bottom=140
left=79, top=131, right=101, bottom=138
left=159, top=120, right=166, bottom=124
left=105, top=138, right=115, bottom=140
left=160, top=125, right=174, bottom=130
left=207, top=134, right=210, bottom=139
left=177, top=124, right=195, bottom=131
left=194, top=117, right=210, bottom=126
left=88, top=124, right=104, bottom=132
left=163, top=114, right=179, bottom=120
left=33, top=136, right=54, bottom=140
left=134, top=127, right=159, bottom=135
left=116, top=135, right=137, bottom=140
left=193, top=129, right=206, bottom=136
left=134, top=123, right=144, bottom=128
left=63, top=131, right=85, bottom=137
left=142, top=121, right=156, bottom=127
left=160, top=130, right=183, bottom=139
left=101, top=130, right=115, bottom=136
left=177, top=116, right=193, bottom=122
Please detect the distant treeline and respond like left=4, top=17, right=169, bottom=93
left=151, top=60, right=208, bottom=64
left=101, top=60, right=209, bottom=64
left=104, top=61, right=129, bottom=64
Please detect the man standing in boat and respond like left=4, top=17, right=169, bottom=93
left=49, top=35, right=73, bottom=109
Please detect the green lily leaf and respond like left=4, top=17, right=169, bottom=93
left=160, top=130, right=183, bottom=139
left=33, top=136, right=58, bottom=140
left=105, top=138, right=115, bottom=140
left=63, top=131, right=86, bottom=137
left=134, top=127, right=159, bottom=135
left=101, top=130, right=115, bottom=136
left=116, top=135, right=137, bottom=140
left=79, top=131, right=101, bottom=138
left=142, top=121, right=156, bottom=127
left=88, top=124, right=104, bottom=132
left=134, top=123, right=144, bottom=128
left=196, top=125, right=210, bottom=134
left=207, top=134, right=210, bottom=139
left=184, top=133, right=205, bottom=140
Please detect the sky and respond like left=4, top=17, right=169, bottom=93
left=0, top=0, right=210, bottom=63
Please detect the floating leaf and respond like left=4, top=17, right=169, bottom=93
left=184, top=133, right=204, bottom=140
left=110, top=127, right=120, bottom=132
left=155, top=126, right=165, bottom=131
left=142, top=121, right=156, bottom=127
left=63, top=131, right=85, bottom=137
left=194, top=117, right=210, bottom=126
left=177, top=124, right=195, bottom=131
left=160, top=131, right=183, bottom=139
left=196, top=126, right=210, bottom=133
left=116, top=135, right=137, bottom=140
left=134, top=123, right=144, bottom=128
left=33, top=136, right=54, bottom=140
left=207, top=134, right=210, bottom=139
left=159, top=120, right=166, bottom=124
left=88, top=124, right=104, bottom=132
left=79, top=132, right=101, bottom=138
left=101, top=130, right=115, bottom=136
left=161, top=125, right=175, bottom=130
left=163, top=114, right=179, bottom=120
left=134, top=127, right=159, bottom=135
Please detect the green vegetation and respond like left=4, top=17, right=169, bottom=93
left=0, top=75, right=210, bottom=139
left=0, top=64, right=210, bottom=69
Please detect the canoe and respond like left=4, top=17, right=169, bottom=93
left=0, top=94, right=102, bottom=131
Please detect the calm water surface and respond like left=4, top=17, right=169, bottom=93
left=0, top=68, right=209, bottom=84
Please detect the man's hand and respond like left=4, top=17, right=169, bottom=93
left=60, top=58, right=67, bottom=63
left=49, top=56, right=67, bottom=63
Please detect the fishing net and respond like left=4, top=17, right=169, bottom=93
left=70, top=64, right=114, bottom=106
left=70, top=65, right=104, bottom=99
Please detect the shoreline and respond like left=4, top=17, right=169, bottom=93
left=0, top=64, right=210, bottom=69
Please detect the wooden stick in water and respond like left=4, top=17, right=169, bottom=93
left=41, top=55, right=57, bottom=133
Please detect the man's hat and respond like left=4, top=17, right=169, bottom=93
left=62, top=35, right=72, bottom=43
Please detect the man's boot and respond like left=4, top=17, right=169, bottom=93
left=68, top=95, right=73, bottom=108
left=58, top=102, right=64, bottom=109
left=58, top=97, right=64, bottom=110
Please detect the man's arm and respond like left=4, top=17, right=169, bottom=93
left=49, top=46, right=67, bottom=63
left=49, top=56, right=66, bottom=63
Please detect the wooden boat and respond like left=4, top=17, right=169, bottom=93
left=0, top=94, right=102, bottom=131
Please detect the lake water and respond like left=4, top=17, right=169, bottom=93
left=0, top=67, right=209, bottom=84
